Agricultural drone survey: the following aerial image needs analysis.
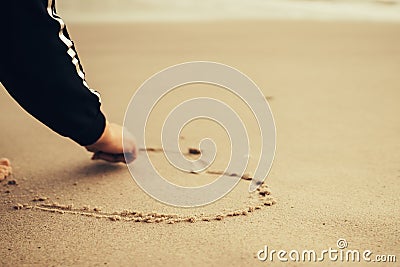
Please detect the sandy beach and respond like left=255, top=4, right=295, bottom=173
left=1, top=20, right=399, bottom=266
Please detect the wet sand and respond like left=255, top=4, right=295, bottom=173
left=1, top=21, right=399, bottom=266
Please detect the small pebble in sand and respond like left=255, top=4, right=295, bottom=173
left=186, top=217, right=196, bottom=223
left=188, top=148, right=201, bottom=155
left=7, top=180, right=17, bottom=186
left=215, top=215, right=224, bottom=221
left=33, top=196, right=48, bottom=202
left=241, top=172, right=253, bottom=181
left=93, top=207, right=102, bottom=212
left=233, top=211, right=242, bottom=216
left=258, top=188, right=271, bottom=196
left=14, top=203, right=23, bottom=210
left=109, top=215, right=121, bottom=221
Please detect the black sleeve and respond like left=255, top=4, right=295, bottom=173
left=0, top=0, right=106, bottom=146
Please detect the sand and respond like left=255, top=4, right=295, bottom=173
left=0, top=158, right=12, bottom=181
left=1, top=21, right=399, bottom=266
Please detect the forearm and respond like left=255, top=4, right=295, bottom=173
left=0, top=0, right=105, bottom=146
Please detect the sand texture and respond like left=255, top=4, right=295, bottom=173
left=1, top=21, right=399, bottom=266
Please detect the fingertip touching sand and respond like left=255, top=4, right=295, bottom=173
left=8, top=148, right=276, bottom=224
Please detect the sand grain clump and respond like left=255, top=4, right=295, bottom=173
left=0, top=158, right=12, bottom=181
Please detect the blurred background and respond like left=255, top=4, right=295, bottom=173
left=58, top=0, right=400, bottom=22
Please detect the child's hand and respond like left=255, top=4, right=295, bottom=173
left=85, top=122, right=137, bottom=164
